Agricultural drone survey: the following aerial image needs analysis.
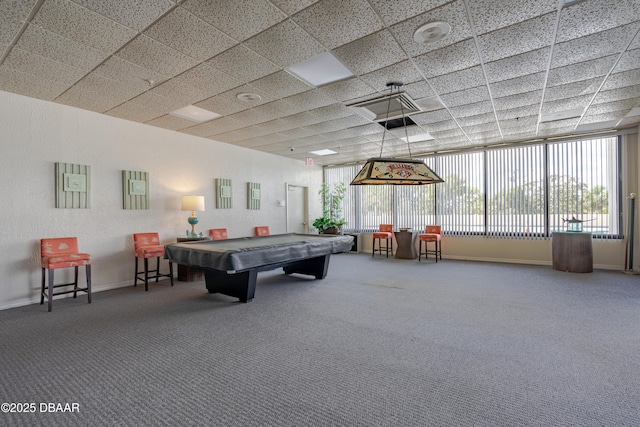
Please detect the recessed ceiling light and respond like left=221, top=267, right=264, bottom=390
left=286, top=52, right=354, bottom=87
left=170, top=105, right=221, bottom=122
left=539, top=108, right=584, bottom=123
left=309, top=149, right=337, bottom=156
left=413, top=21, right=451, bottom=44
left=400, top=134, right=434, bottom=143
left=575, top=120, right=618, bottom=133
left=237, top=92, right=262, bottom=102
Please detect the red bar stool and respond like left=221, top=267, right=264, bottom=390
left=40, top=237, right=91, bottom=312
left=133, top=233, right=173, bottom=291
left=418, top=226, right=442, bottom=262
left=372, top=224, right=394, bottom=258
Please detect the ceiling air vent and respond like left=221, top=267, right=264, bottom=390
left=347, top=91, right=423, bottom=122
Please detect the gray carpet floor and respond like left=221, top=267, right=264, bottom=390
left=1, top=254, right=639, bottom=426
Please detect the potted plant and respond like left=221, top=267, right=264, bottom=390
left=312, top=182, right=346, bottom=234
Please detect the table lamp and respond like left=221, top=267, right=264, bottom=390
left=182, top=195, right=205, bottom=237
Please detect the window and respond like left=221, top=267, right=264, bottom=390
left=324, top=136, right=621, bottom=239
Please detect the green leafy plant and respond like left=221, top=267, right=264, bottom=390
left=312, top=182, right=346, bottom=234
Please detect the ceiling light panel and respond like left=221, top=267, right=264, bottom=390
left=286, top=52, right=355, bottom=87
left=170, top=105, right=221, bottom=122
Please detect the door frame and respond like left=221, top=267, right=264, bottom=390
left=285, top=183, right=309, bottom=234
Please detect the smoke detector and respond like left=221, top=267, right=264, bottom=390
left=413, top=21, right=451, bottom=44
left=237, top=92, right=261, bottom=102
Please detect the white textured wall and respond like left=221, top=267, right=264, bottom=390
left=0, top=91, right=323, bottom=309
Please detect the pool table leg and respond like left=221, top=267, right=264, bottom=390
left=283, top=254, right=330, bottom=279
left=204, top=269, right=257, bottom=303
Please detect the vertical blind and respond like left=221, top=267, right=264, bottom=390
left=324, top=136, right=620, bottom=239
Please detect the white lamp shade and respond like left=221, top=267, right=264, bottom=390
left=182, top=195, right=205, bottom=212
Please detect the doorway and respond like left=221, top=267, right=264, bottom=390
left=286, top=184, right=309, bottom=234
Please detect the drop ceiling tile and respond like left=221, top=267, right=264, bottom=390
left=33, top=0, right=137, bottom=53
left=293, top=133, right=331, bottom=145
left=206, top=44, right=280, bottom=82
left=15, top=25, right=106, bottom=71
left=541, top=95, right=592, bottom=114
left=0, top=66, right=68, bottom=100
left=368, top=0, right=449, bottom=26
left=429, top=127, right=469, bottom=140
left=493, top=90, right=542, bottom=111
left=414, top=39, right=480, bottom=78
left=249, top=70, right=312, bottom=99
left=333, top=30, right=407, bottom=75
left=630, top=32, right=640, bottom=50
left=173, top=63, right=242, bottom=98
left=195, top=84, right=275, bottom=115
left=318, top=77, right=377, bottom=102
left=243, top=19, right=324, bottom=68
left=144, top=7, right=236, bottom=61
left=181, top=0, right=286, bottom=42
left=348, top=123, right=385, bottom=137
left=428, top=65, right=486, bottom=94
left=592, top=86, right=640, bottom=104
left=181, top=116, right=243, bottom=137
left=251, top=99, right=300, bottom=120
left=227, top=106, right=276, bottom=126
left=0, top=17, right=23, bottom=45
left=547, top=55, right=617, bottom=87
left=477, top=13, right=556, bottom=63
left=543, top=78, right=601, bottom=102
left=411, top=109, right=454, bottom=125
left=613, top=48, right=640, bottom=73
left=489, top=72, right=545, bottom=98
left=70, top=0, right=175, bottom=31
left=146, top=114, right=198, bottom=131
left=418, top=118, right=458, bottom=132
left=500, top=130, right=537, bottom=141
left=551, top=23, right=637, bottom=69
left=132, top=89, right=190, bottom=113
left=269, top=0, right=318, bottom=16
left=94, top=56, right=168, bottom=88
left=56, top=73, right=145, bottom=112
left=449, top=100, right=494, bottom=118
left=1, top=0, right=38, bottom=21
left=485, top=47, right=551, bottom=83
left=556, top=0, right=639, bottom=43
left=538, top=118, right=580, bottom=133
left=499, top=114, right=538, bottom=130
left=388, top=1, right=472, bottom=57
left=602, top=69, right=640, bottom=91
left=3, top=47, right=85, bottom=85
left=403, top=80, right=437, bottom=100
left=588, top=99, right=639, bottom=115
left=440, top=86, right=490, bottom=107
left=293, top=0, right=382, bottom=49
left=105, top=101, right=166, bottom=122
left=456, top=111, right=496, bottom=128
left=147, top=79, right=204, bottom=105
left=278, top=127, right=318, bottom=140
left=467, top=0, right=558, bottom=34
left=283, top=89, right=336, bottom=111
left=495, top=104, right=540, bottom=121
left=359, top=61, right=423, bottom=92
left=116, top=34, right=199, bottom=76
left=579, top=111, right=627, bottom=125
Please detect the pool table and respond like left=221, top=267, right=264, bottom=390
left=164, top=233, right=353, bottom=302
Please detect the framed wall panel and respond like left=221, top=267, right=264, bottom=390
left=247, top=182, right=260, bottom=210
left=216, top=178, right=232, bottom=209
left=122, top=170, right=149, bottom=209
left=55, top=162, right=91, bottom=208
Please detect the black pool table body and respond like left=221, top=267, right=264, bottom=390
left=164, top=233, right=353, bottom=302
